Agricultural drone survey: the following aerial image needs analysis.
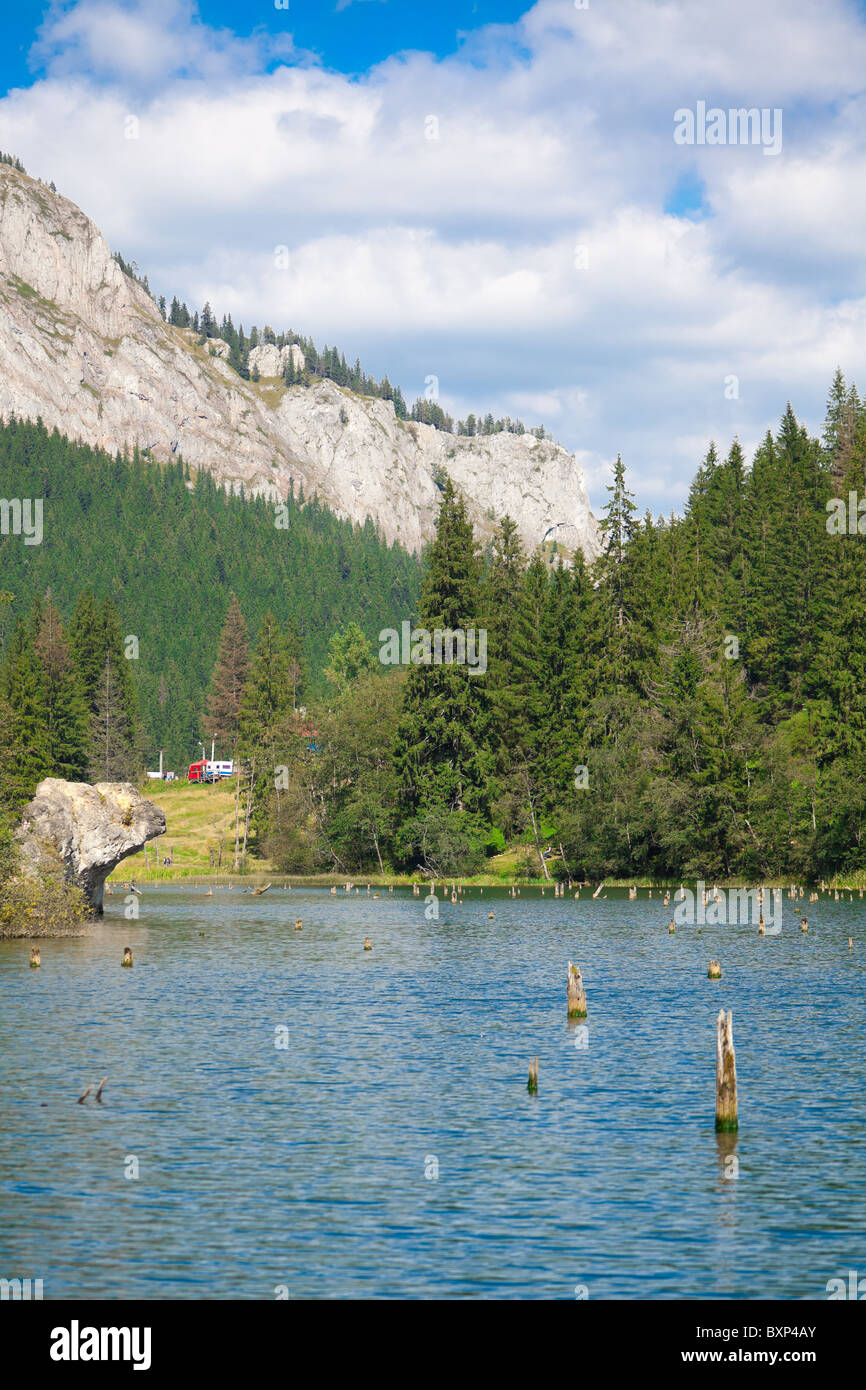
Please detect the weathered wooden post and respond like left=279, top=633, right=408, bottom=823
left=364, top=937, right=372, bottom=951
left=567, top=961, right=587, bottom=1018
left=29, top=947, right=40, bottom=968
left=527, top=1056, right=538, bottom=1094
left=122, top=946, right=133, bottom=968
left=715, top=1009, right=738, bottom=1132
left=295, top=918, right=303, bottom=931
left=708, top=960, right=722, bottom=979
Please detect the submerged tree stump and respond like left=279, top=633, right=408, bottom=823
left=122, top=946, right=133, bottom=968
left=708, top=960, right=722, bottom=979
left=527, top=1056, right=538, bottom=1093
left=29, top=947, right=40, bottom=968
left=567, top=961, right=587, bottom=1018
left=715, top=1009, right=738, bottom=1133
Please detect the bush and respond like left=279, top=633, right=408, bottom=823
left=0, top=869, right=89, bottom=937
left=0, top=822, right=90, bottom=937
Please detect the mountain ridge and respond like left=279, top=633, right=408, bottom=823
left=0, top=162, right=599, bottom=558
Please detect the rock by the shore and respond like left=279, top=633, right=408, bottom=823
left=16, top=779, right=166, bottom=915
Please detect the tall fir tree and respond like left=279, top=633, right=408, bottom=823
left=393, top=479, right=492, bottom=822
left=203, top=594, right=249, bottom=752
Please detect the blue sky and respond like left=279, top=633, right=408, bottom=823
left=1, top=2, right=531, bottom=90
left=2, top=0, right=866, bottom=517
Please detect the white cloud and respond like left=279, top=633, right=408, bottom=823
left=2, top=0, right=866, bottom=516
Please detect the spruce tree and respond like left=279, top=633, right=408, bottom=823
left=1, top=620, right=53, bottom=806
left=33, top=595, right=89, bottom=780
left=203, top=594, right=249, bottom=752
left=393, top=479, right=492, bottom=822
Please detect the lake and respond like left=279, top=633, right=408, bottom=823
left=1, top=885, right=864, bottom=1299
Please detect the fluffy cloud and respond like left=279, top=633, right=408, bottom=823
left=2, top=0, right=866, bottom=515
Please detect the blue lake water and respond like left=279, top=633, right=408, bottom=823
left=1, top=885, right=864, bottom=1299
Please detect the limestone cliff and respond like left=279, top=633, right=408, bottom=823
left=0, top=163, right=599, bottom=558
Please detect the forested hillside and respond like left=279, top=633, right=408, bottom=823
left=245, top=372, right=866, bottom=882
left=2, top=372, right=865, bottom=884
left=0, top=417, right=421, bottom=767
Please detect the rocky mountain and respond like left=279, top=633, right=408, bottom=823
left=0, top=163, right=599, bottom=558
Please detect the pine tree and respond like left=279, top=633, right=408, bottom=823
left=89, top=656, right=137, bottom=781
left=33, top=595, right=89, bottom=779
left=69, top=589, right=106, bottom=714
left=393, top=479, right=492, bottom=823
left=1, top=620, right=53, bottom=806
left=203, top=594, right=249, bottom=752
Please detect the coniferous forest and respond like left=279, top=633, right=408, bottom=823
left=1, top=370, right=865, bottom=883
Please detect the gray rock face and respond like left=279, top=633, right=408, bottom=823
left=0, top=163, right=599, bottom=559
left=17, top=779, right=166, bottom=914
left=248, top=342, right=305, bottom=377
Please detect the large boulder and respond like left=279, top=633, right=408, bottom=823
left=16, top=779, right=166, bottom=914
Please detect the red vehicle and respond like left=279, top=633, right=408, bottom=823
left=187, top=759, right=215, bottom=784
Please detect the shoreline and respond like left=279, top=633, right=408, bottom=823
left=106, top=869, right=866, bottom=892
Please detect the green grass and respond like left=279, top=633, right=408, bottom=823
left=111, top=778, right=265, bottom=883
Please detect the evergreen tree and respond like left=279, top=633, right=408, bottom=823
left=393, top=480, right=492, bottom=828
left=33, top=595, right=89, bottom=779
left=0, top=620, right=52, bottom=807
left=203, top=594, right=249, bottom=752
left=89, top=656, right=138, bottom=781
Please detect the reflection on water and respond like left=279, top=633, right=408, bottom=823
left=0, top=886, right=863, bottom=1299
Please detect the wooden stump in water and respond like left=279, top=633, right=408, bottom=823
left=715, top=1009, right=738, bottom=1133
left=567, top=961, right=587, bottom=1018
left=668, top=918, right=675, bottom=934
left=708, top=960, right=722, bottom=979
left=122, top=947, right=133, bottom=968
left=364, top=937, right=372, bottom=951
left=295, top=919, right=303, bottom=931
left=527, top=1057, right=538, bottom=1094
left=29, top=947, right=40, bottom=968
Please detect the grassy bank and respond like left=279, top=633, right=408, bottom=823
left=116, top=779, right=866, bottom=891
left=111, top=778, right=271, bottom=884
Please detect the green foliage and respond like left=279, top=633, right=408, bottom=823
left=0, top=416, right=421, bottom=769
left=323, top=622, right=377, bottom=694
left=3, top=373, right=866, bottom=883
left=0, top=840, right=90, bottom=938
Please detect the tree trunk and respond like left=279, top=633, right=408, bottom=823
left=567, top=961, right=587, bottom=1018
left=241, top=759, right=255, bottom=865
left=715, top=1009, right=738, bottom=1132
